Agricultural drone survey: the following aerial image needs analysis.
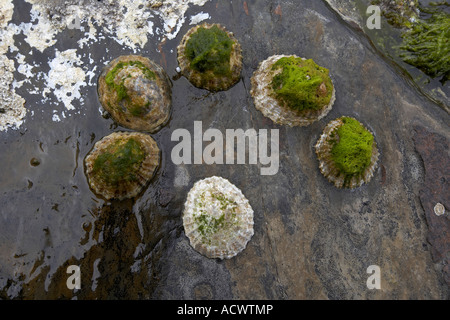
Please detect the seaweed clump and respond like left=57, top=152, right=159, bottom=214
left=399, top=11, right=450, bottom=83
left=271, top=57, right=334, bottom=112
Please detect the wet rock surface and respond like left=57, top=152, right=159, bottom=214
left=413, top=126, right=450, bottom=287
left=0, top=0, right=449, bottom=299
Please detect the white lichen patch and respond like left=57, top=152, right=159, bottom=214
left=0, top=0, right=13, bottom=29
left=45, top=49, right=87, bottom=111
left=23, top=0, right=211, bottom=50
left=0, top=1, right=26, bottom=132
left=183, top=176, right=254, bottom=259
left=0, top=0, right=212, bottom=131
left=189, top=12, right=211, bottom=25
left=0, top=56, right=26, bottom=132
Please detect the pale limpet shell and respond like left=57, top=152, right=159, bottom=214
left=84, top=131, right=160, bottom=200
left=177, top=23, right=243, bottom=91
left=98, top=55, right=172, bottom=133
left=315, top=117, right=379, bottom=189
left=183, top=176, right=254, bottom=259
left=250, top=54, right=335, bottom=127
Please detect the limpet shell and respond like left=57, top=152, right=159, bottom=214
left=250, top=54, right=335, bottom=127
left=98, top=55, right=172, bottom=133
left=183, top=176, right=254, bottom=259
left=177, top=23, right=243, bottom=91
left=84, top=131, right=160, bottom=200
left=315, top=117, right=379, bottom=189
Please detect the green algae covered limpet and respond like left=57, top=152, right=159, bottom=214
left=84, top=132, right=160, bottom=200
left=98, top=55, right=172, bottom=133
left=183, top=176, right=254, bottom=259
left=177, top=23, right=243, bottom=91
left=251, top=55, right=335, bottom=127
left=315, top=117, right=379, bottom=189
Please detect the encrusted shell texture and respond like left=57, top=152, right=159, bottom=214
left=85, top=131, right=160, bottom=200
left=98, top=55, right=172, bottom=133
left=177, top=23, right=243, bottom=91
left=250, top=55, right=335, bottom=127
left=315, top=117, right=379, bottom=189
left=183, top=176, right=254, bottom=259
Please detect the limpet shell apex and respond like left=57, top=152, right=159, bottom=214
left=98, top=55, right=172, bottom=133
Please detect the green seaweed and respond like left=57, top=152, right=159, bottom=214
left=399, top=11, right=450, bottom=83
left=105, top=60, right=156, bottom=106
left=371, top=0, right=419, bottom=28
left=330, top=117, right=374, bottom=177
left=271, top=57, right=334, bottom=112
left=92, top=138, right=146, bottom=185
left=185, top=25, right=234, bottom=77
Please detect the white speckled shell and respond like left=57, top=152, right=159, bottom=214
left=177, top=23, right=242, bottom=91
left=315, top=117, right=379, bottom=189
left=183, top=176, right=254, bottom=259
left=250, top=55, right=335, bottom=127
left=84, top=132, right=160, bottom=200
left=98, top=55, right=172, bottom=133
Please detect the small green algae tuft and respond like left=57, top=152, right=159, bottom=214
left=194, top=191, right=237, bottom=243
left=271, top=57, right=334, bottom=112
left=330, top=117, right=374, bottom=176
left=185, top=25, right=234, bottom=77
left=92, top=138, right=146, bottom=185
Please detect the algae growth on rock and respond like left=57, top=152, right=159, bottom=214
left=98, top=55, right=172, bottom=133
left=271, top=56, right=334, bottom=112
left=315, top=117, right=379, bottom=189
left=399, top=10, right=450, bottom=84
left=250, top=55, right=335, bottom=127
left=84, top=131, right=160, bottom=200
left=177, top=23, right=243, bottom=91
